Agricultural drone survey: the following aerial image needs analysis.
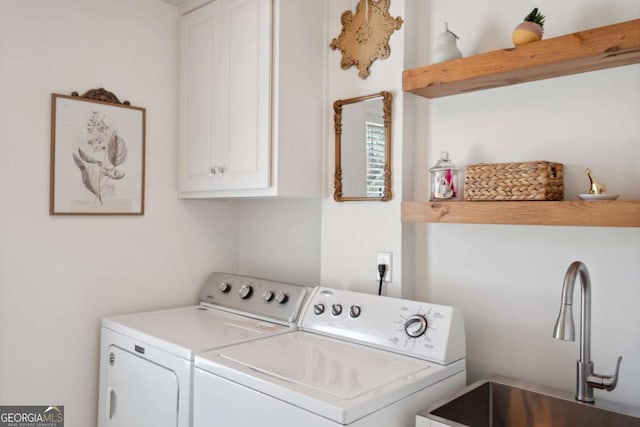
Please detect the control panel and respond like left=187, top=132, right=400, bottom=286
left=199, top=273, right=309, bottom=324
left=300, top=287, right=465, bottom=365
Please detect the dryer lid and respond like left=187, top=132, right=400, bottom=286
left=103, top=306, right=289, bottom=360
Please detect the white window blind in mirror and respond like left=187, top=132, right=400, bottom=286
left=366, top=121, right=385, bottom=197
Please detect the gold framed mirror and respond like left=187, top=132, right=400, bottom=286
left=333, top=91, right=392, bottom=202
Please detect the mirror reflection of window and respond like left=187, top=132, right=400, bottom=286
left=333, top=91, right=391, bottom=202
left=365, top=99, right=385, bottom=197
left=341, top=104, right=366, bottom=196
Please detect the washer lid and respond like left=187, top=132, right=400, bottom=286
left=196, top=331, right=464, bottom=424
left=103, top=306, right=289, bottom=360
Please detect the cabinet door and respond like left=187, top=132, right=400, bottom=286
left=179, top=0, right=271, bottom=193
left=179, top=1, right=220, bottom=192
left=216, top=0, right=271, bottom=190
left=101, top=346, right=179, bottom=427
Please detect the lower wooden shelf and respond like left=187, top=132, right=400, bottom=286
left=401, top=200, right=640, bottom=227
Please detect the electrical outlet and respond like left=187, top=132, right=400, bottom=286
left=376, top=252, right=392, bottom=282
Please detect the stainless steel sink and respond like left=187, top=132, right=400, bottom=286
left=418, top=375, right=640, bottom=427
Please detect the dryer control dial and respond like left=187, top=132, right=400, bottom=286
left=404, top=314, right=428, bottom=338
left=219, top=282, right=231, bottom=293
left=238, top=284, right=253, bottom=299
left=275, top=291, right=288, bottom=304
left=262, top=290, right=274, bottom=302
left=314, top=303, right=325, bottom=315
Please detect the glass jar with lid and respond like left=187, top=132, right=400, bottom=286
left=429, top=152, right=460, bottom=201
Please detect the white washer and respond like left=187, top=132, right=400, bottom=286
left=97, top=272, right=311, bottom=427
left=193, top=287, right=467, bottom=427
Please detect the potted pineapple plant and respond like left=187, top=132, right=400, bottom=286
left=512, top=8, right=546, bottom=46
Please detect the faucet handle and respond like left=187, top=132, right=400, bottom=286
left=588, top=356, right=622, bottom=391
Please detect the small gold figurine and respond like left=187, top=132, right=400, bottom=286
left=585, top=168, right=606, bottom=195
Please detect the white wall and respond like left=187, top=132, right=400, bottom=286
left=235, top=199, right=321, bottom=287
left=411, top=0, right=640, bottom=407
left=321, top=0, right=411, bottom=297
left=0, top=1, right=239, bottom=425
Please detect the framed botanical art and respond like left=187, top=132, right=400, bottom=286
left=50, top=88, right=146, bottom=215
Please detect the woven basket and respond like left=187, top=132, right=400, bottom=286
left=464, top=161, right=563, bottom=201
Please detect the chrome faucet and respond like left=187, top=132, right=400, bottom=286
left=552, top=261, right=622, bottom=403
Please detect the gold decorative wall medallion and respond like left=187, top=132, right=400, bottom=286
left=330, top=0, right=403, bottom=79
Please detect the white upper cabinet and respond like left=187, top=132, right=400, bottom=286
left=179, top=0, right=325, bottom=198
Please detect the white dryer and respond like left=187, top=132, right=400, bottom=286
left=193, top=287, right=467, bottom=427
left=97, top=272, right=311, bottom=427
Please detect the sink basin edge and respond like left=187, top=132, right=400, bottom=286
left=418, top=374, right=640, bottom=427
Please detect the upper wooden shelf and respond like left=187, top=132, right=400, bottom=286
left=401, top=200, right=640, bottom=227
left=402, top=19, right=640, bottom=98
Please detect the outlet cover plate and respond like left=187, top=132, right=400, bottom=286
left=376, top=252, right=392, bottom=282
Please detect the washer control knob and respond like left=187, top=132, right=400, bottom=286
left=219, top=282, right=231, bottom=293
left=238, top=284, right=253, bottom=299
left=314, top=303, right=325, bottom=315
left=262, top=290, right=274, bottom=302
left=275, top=291, right=288, bottom=304
left=404, top=314, right=428, bottom=338
left=349, top=305, right=362, bottom=318
left=331, top=304, right=343, bottom=316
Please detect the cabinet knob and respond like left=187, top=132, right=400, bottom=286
left=209, top=166, right=226, bottom=175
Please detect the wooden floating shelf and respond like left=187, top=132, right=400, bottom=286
left=401, top=200, right=640, bottom=227
left=402, top=19, right=640, bottom=98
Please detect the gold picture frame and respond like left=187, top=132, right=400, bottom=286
left=50, top=88, right=146, bottom=215
left=330, top=0, right=403, bottom=79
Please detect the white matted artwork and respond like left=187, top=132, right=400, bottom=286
left=50, top=91, right=146, bottom=215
